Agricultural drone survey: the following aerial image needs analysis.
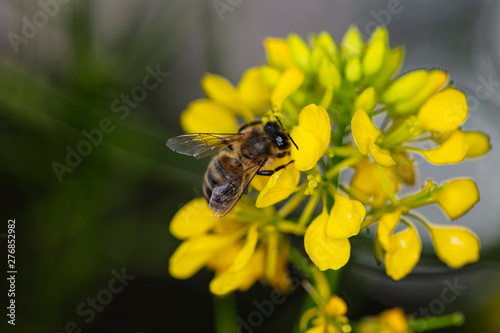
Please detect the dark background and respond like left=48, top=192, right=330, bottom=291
left=1, top=0, right=499, bottom=332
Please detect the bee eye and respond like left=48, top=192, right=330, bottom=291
left=275, top=135, right=289, bottom=149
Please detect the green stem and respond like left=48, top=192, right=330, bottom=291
left=213, top=294, right=237, bottom=333
left=376, top=164, right=399, bottom=204
left=409, top=312, right=464, bottom=332
left=324, top=154, right=363, bottom=180
left=297, top=193, right=321, bottom=230
left=380, top=120, right=413, bottom=149
left=277, top=184, right=307, bottom=219
left=405, top=211, right=433, bottom=231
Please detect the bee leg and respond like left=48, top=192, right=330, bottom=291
left=256, top=160, right=294, bottom=176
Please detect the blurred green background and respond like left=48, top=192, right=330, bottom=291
left=1, top=0, right=500, bottom=332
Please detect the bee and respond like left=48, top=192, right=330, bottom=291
left=166, top=120, right=298, bottom=218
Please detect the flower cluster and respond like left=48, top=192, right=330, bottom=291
left=168, top=26, right=490, bottom=332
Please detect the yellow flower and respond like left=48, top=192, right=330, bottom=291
left=291, top=104, right=331, bottom=171
left=255, top=164, right=300, bottom=207
left=180, top=99, right=239, bottom=133
left=382, top=69, right=448, bottom=114
left=384, top=225, right=422, bottom=281
left=264, top=38, right=295, bottom=70
left=170, top=197, right=219, bottom=239
left=341, top=25, right=364, bottom=59
left=271, top=67, right=305, bottom=109
left=325, top=295, right=348, bottom=317
left=327, top=193, right=366, bottom=239
left=420, top=130, right=469, bottom=165
left=305, top=210, right=351, bottom=271
left=432, top=178, right=479, bottom=220
left=376, top=210, right=402, bottom=251
left=358, top=308, right=408, bottom=333
left=300, top=295, right=349, bottom=333
left=180, top=64, right=306, bottom=134
left=350, top=158, right=399, bottom=206
left=354, top=87, right=378, bottom=115
left=376, top=211, right=421, bottom=281
left=351, top=108, right=396, bottom=167
left=416, top=88, right=468, bottom=133
left=318, top=57, right=342, bottom=91
left=428, top=224, right=480, bottom=269
left=169, top=199, right=291, bottom=295
left=169, top=232, right=242, bottom=280
left=305, top=194, right=366, bottom=271
left=180, top=67, right=272, bottom=133
left=362, top=26, right=388, bottom=78
left=464, top=131, right=491, bottom=158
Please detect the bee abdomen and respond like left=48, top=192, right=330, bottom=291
left=203, top=168, right=219, bottom=202
left=203, top=153, right=242, bottom=204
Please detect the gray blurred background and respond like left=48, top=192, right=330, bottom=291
left=0, top=0, right=499, bottom=332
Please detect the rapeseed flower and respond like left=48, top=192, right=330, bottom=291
left=167, top=25, right=490, bottom=332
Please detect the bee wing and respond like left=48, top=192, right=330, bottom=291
left=166, top=133, right=241, bottom=159
left=209, top=161, right=264, bottom=218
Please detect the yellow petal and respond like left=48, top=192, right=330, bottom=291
left=382, top=69, right=429, bottom=104
left=341, top=25, right=364, bottom=59
left=325, top=295, right=348, bottom=317
left=369, top=140, right=396, bottom=167
left=255, top=166, right=300, bottom=207
left=350, top=158, right=398, bottom=206
left=380, top=308, right=409, bottom=332
left=233, top=224, right=259, bottom=270
left=464, top=131, right=491, bottom=158
left=351, top=108, right=381, bottom=155
left=363, top=26, right=388, bottom=77
left=310, top=44, right=327, bottom=75
left=421, top=130, right=469, bottom=165
left=304, top=210, right=351, bottom=271
left=393, top=70, right=448, bottom=114
left=326, top=193, right=366, bottom=240
left=318, top=57, right=342, bottom=91
left=201, top=74, right=240, bottom=109
left=287, top=33, right=311, bottom=73
left=314, top=31, right=339, bottom=66
left=291, top=104, right=331, bottom=171
left=206, top=242, right=242, bottom=274
left=429, top=225, right=480, bottom=269
left=180, top=99, right=238, bottom=133
left=371, top=46, right=405, bottom=91
left=345, top=56, right=362, bottom=83
left=353, top=87, right=378, bottom=115
left=237, top=67, right=271, bottom=114
left=433, top=178, right=479, bottom=220
left=271, top=67, right=304, bottom=109
left=170, top=198, right=217, bottom=239
left=260, top=65, right=282, bottom=89
left=377, top=210, right=402, bottom=251
left=209, top=247, right=265, bottom=295
left=417, top=88, right=468, bottom=133
left=169, top=233, right=238, bottom=279
left=264, top=38, right=295, bottom=70
left=384, top=226, right=422, bottom=281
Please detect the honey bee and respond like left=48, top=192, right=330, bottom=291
left=167, top=120, right=298, bottom=218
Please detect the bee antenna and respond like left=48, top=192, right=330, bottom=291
left=275, top=116, right=299, bottom=150
left=289, top=134, right=299, bottom=150
left=276, top=117, right=284, bottom=127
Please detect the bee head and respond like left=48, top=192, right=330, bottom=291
left=264, top=121, right=292, bottom=151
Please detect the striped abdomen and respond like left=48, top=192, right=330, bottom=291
left=203, top=152, right=244, bottom=204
